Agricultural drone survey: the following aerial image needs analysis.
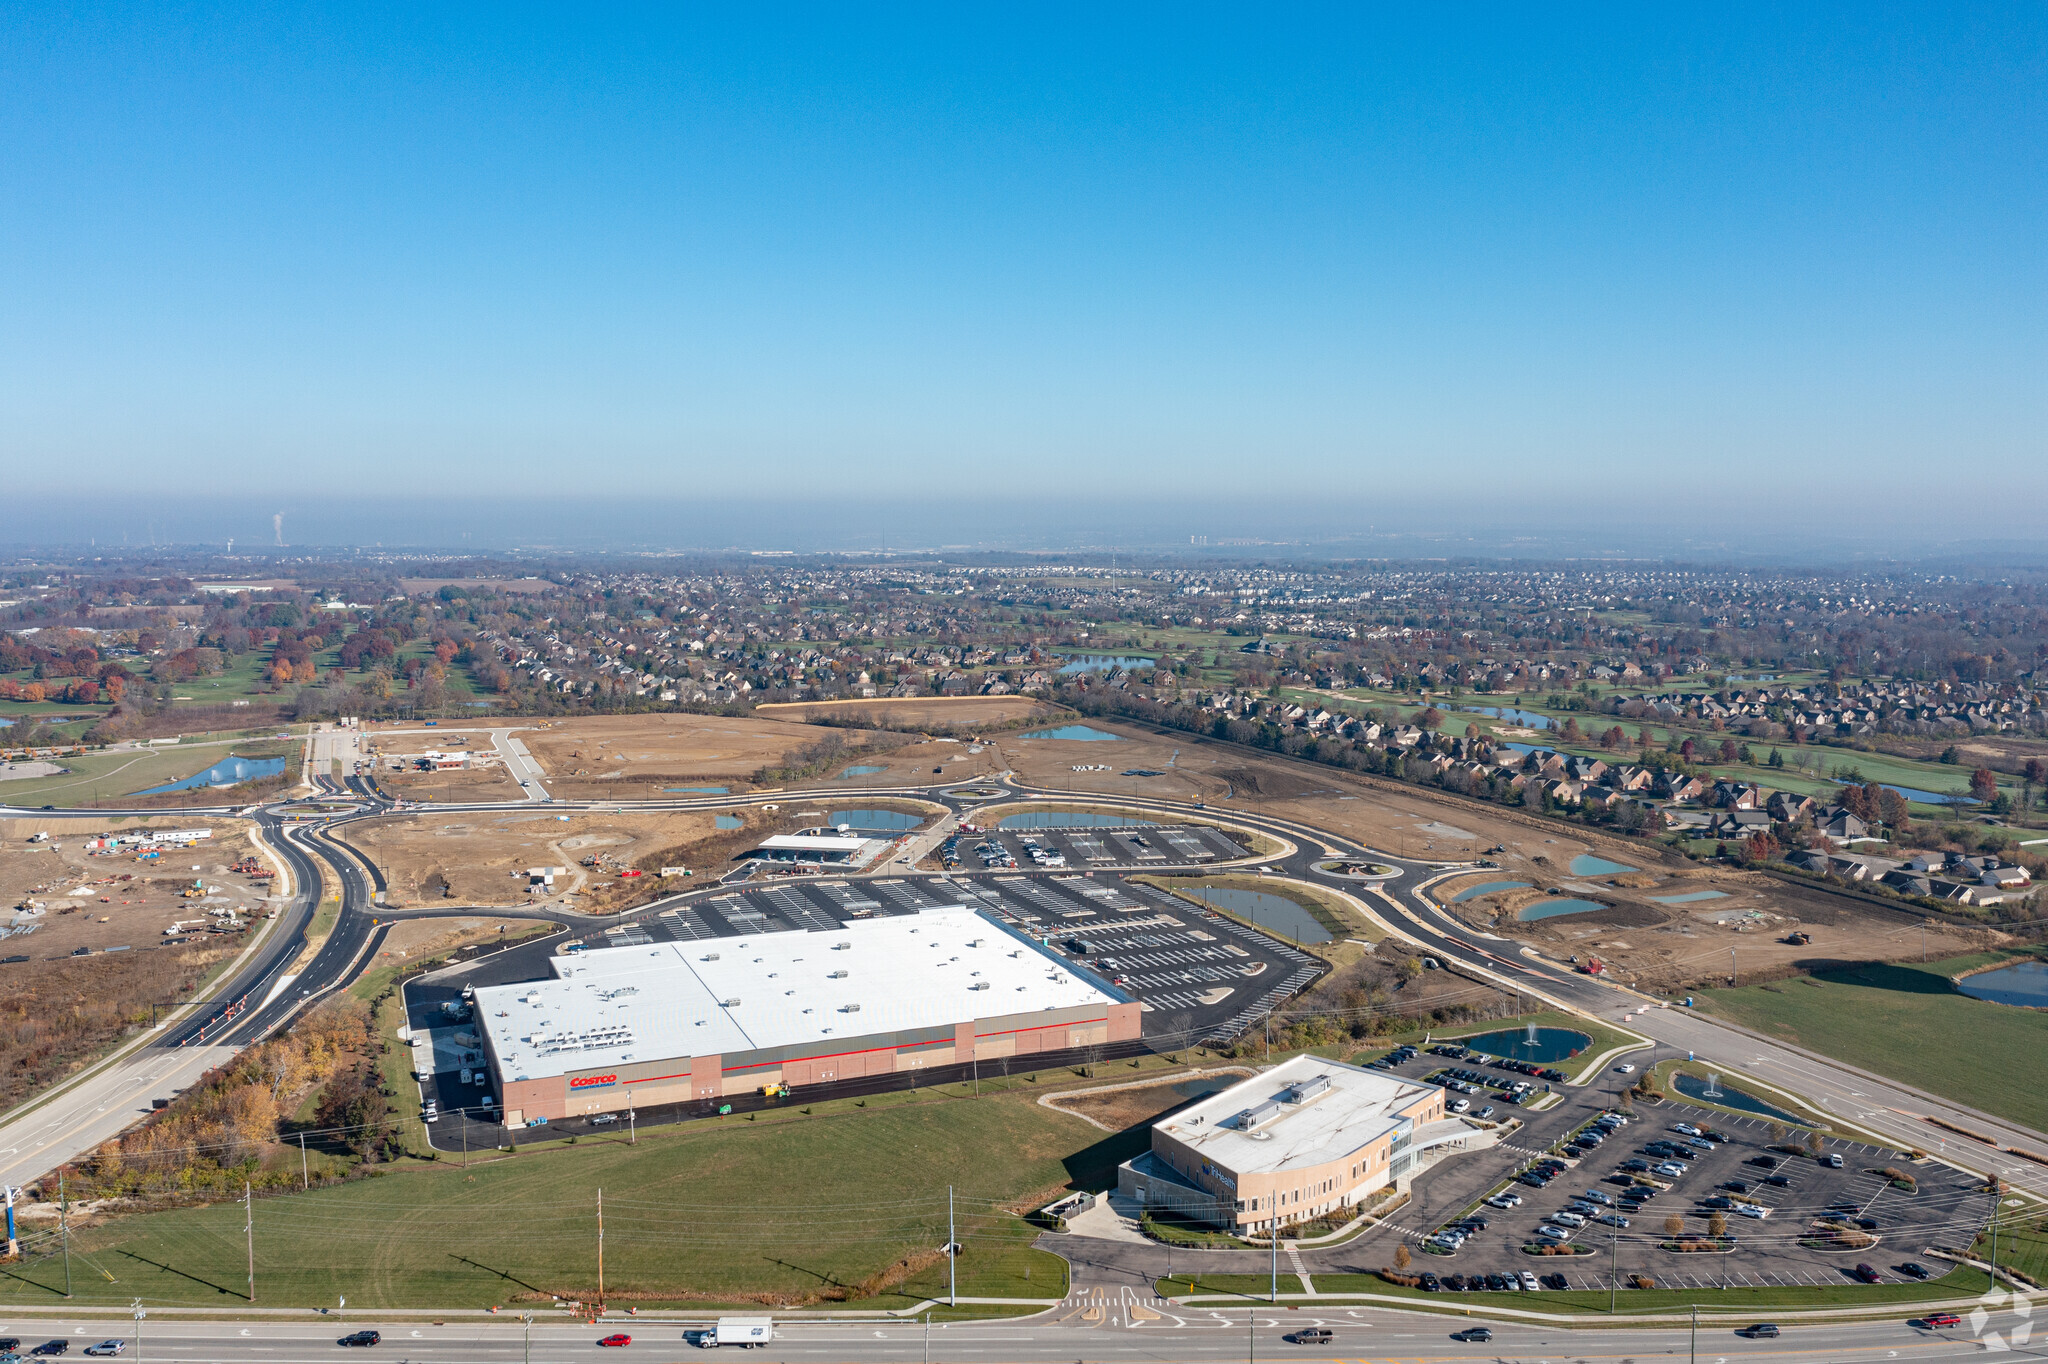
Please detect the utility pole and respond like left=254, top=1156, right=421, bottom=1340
left=133, top=1299, right=145, bottom=1364
left=60, top=1172, right=71, bottom=1297
left=1270, top=1218, right=1278, bottom=1302
left=948, top=1186, right=957, bottom=1306
left=1690, top=1303, right=1697, bottom=1364
left=244, top=1180, right=255, bottom=1302
left=596, top=1187, right=605, bottom=1308
left=301, top=1132, right=310, bottom=1189
left=1609, top=1219, right=1619, bottom=1313
left=1730, top=948, right=1737, bottom=988
left=521, top=1313, right=532, bottom=1364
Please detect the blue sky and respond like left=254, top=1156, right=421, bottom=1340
left=3, top=5, right=2043, bottom=533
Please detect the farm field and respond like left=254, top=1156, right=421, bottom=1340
left=1696, top=947, right=2048, bottom=1135
left=25, top=1088, right=1103, bottom=1310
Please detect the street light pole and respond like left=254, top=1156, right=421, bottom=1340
left=133, top=1299, right=145, bottom=1364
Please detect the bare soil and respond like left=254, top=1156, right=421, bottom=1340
left=378, top=765, right=526, bottom=803
left=1044, top=1068, right=1254, bottom=1131
left=755, top=697, right=1058, bottom=728
left=342, top=809, right=740, bottom=908
left=521, top=713, right=902, bottom=797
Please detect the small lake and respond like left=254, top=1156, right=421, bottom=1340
left=998, top=811, right=1156, bottom=829
left=1464, top=705, right=1553, bottom=729
left=1451, top=880, right=1531, bottom=902
left=714, top=815, right=743, bottom=830
left=1957, top=960, right=2048, bottom=1008
left=1460, top=1026, right=1592, bottom=1063
left=135, top=755, right=287, bottom=795
left=829, top=809, right=921, bottom=831
left=839, top=765, right=888, bottom=776
left=1056, top=655, right=1155, bottom=675
left=1570, top=854, right=1636, bottom=876
left=1834, top=778, right=1972, bottom=806
left=1517, top=898, right=1609, bottom=922
left=665, top=786, right=729, bottom=793
left=1670, top=1072, right=1804, bottom=1123
left=1021, top=725, right=1122, bottom=741
left=1653, top=890, right=1729, bottom=904
left=1179, top=885, right=1331, bottom=945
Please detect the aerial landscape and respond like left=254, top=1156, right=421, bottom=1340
left=2, top=5, right=2044, bottom=1362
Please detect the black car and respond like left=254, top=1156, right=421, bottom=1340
left=1419, top=1272, right=1441, bottom=1292
left=0, top=1340, right=18, bottom=1353
left=1763, top=1174, right=1792, bottom=1187
left=1542, top=1272, right=1571, bottom=1290
left=1451, top=1327, right=1494, bottom=1343
left=1483, top=1273, right=1508, bottom=1291
left=1720, top=1180, right=1750, bottom=1193
left=1284, top=1328, right=1333, bottom=1344
left=338, top=1331, right=381, bottom=1347
left=1700, top=1196, right=1734, bottom=1210
left=1853, top=1217, right=1881, bottom=1230
left=1900, top=1261, right=1932, bottom=1280
left=31, top=1345, right=69, bottom=1358
left=1747, top=1155, right=1778, bottom=1168
left=1739, top=1323, right=1781, bottom=1338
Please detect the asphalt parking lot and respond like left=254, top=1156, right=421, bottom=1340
left=948, top=823, right=1247, bottom=871
left=404, top=869, right=1325, bottom=1149
left=1397, top=1098, right=1993, bottom=1292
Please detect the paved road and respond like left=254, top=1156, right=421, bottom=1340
left=0, top=1309, right=2019, bottom=1362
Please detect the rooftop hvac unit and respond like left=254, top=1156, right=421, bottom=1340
left=840, top=1003, right=861, bottom=1013
left=1287, top=1074, right=1333, bottom=1103
left=969, top=981, right=990, bottom=991
left=721, top=997, right=742, bottom=1007
left=833, top=941, right=851, bottom=950
left=702, top=952, right=721, bottom=961
left=828, top=969, right=848, bottom=979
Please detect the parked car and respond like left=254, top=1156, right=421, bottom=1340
left=1519, top=1271, right=1541, bottom=1290
left=1900, top=1262, right=1933, bottom=1280
left=1854, top=1263, right=1882, bottom=1283
left=1672, top=1123, right=1702, bottom=1136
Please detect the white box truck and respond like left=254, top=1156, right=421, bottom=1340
left=689, top=1316, right=773, bottom=1348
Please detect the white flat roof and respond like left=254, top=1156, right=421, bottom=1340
left=758, top=834, right=868, bottom=851
left=474, top=906, right=1117, bottom=1083
left=1158, top=1055, right=1436, bottom=1176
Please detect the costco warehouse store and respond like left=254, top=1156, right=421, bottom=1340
left=475, top=906, right=1141, bottom=1125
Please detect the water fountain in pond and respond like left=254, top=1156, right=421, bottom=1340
left=1703, top=1072, right=1724, bottom=1099
left=1525, top=1023, right=1538, bottom=1046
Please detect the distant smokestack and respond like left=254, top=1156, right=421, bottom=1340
left=273, top=513, right=284, bottom=547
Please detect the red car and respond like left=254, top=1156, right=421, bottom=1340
left=1925, top=1314, right=1962, bottom=1329
left=598, top=1335, right=632, bottom=1348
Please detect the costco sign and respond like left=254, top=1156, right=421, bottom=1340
left=569, top=1073, right=617, bottom=1090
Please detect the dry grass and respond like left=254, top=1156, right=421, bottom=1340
left=755, top=696, right=1057, bottom=728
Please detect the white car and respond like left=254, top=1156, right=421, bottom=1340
left=1519, top=1271, right=1541, bottom=1291
left=1487, top=1192, right=1523, bottom=1209
left=1615, top=1063, right=1636, bottom=1074
left=1673, top=1122, right=1702, bottom=1137
left=1553, top=1211, right=1586, bottom=1228
left=1655, top=1162, right=1686, bottom=1178
left=1452, top=1098, right=1471, bottom=1113
left=1536, top=1223, right=1571, bottom=1241
left=1735, top=1203, right=1769, bottom=1219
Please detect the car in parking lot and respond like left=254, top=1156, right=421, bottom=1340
left=1450, top=1328, right=1494, bottom=1343
left=1284, top=1328, right=1333, bottom=1344
left=1854, top=1263, right=1883, bottom=1283
left=1594, top=1213, right=1631, bottom=1228
left=1734, top=1203, right=1768, bottom=1219
left=1699, top=1195, right=1734, bottom=1210
left=1824, top=1153, right=1845, bottom=1168
left=1536, top=1223, right=1571, bottom=1240
left=1486, top=1191, right=1522, bottom=1208
left=1673, top=1123, right=1702, bottom=1136
left=1655, top=1162, right=1687, bottom=1178
left=1738, top=1323, right=1781, bottom=1338
left=1900, top=1262, right=1933, bottom=1280
left=1615, top=1063, right=1635, bottom=1073
left=589, top=1113, right=619, bottom=1126
left=1578, top=1189, right=1615, bottom=1205
left=1762, top=1174, right=1793, bottom=1187
left=1478, top=1105, right=1495, bottom=1118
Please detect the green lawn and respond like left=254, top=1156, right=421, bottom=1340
left=1695, top=947, right=2048, bottom=1136
left=1164, top=1263, right=1992, bottom=1313
left=8, top=1091, right=1095, bottom=1310
left=0, top=735, right=295, bottom=807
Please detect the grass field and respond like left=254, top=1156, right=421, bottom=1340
left=1162, top=1264, right=1992, bottom=1313
left=10, top=1089, right=1100, bottom=1310
left=0, top=734, right=295, bottom=806
left=1695, top=947, right=2048, bottom=1135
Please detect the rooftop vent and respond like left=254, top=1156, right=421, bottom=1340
left=1235, top=1098, right=1285, bottom=1131
left=828, top=969, right=848, bottom=979
left=701, top=952, right=721, bottom=961
left=833, top=942, right=851, bottom=951
left=840, top=1003, right=861, bottom=1013
left=1286, top=1074, right=1333, bottom=1104
left=969, top=981, right=990, bottom=991
left=721, top=997, right=742, bottom=1007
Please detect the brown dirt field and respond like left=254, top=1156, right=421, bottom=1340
left=521, top=713, right=900, bottom=795
left=0, top=816, right=280, bottom=957
left=1044, top=1068, right=1254, bottom=1131
left=1432, top=863, right=2008, bottom=994
left=791, top=737, right=1006, bottom=789
left=755, top=697, right=1058, bottom=728
left=345, top=809, right=744, bottom=908
left=379, top=766, right=526, bottom=803
left=368, top=915, right=549, bottom=970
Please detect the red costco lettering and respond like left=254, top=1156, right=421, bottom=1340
left=570, top=1073, right=617, bottom=1089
